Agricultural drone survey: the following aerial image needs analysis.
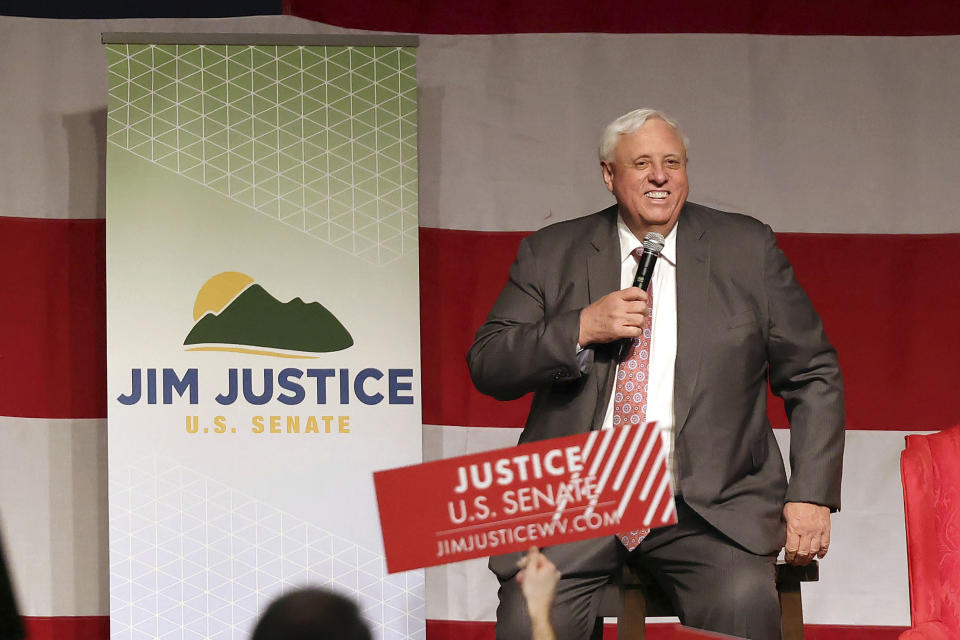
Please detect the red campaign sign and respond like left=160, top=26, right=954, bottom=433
left=374, top=422, right=677, bottom=573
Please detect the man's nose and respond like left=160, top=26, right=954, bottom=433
left=648, top=163, right=668, bottom=185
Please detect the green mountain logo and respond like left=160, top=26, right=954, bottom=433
left=184, top=272, right=353, bottom=358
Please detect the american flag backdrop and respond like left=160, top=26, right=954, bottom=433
left=1, top=2, right=959, bottom=638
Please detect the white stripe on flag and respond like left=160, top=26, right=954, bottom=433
left=0, top=417, right=107, bottom=616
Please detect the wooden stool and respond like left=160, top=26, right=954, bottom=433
left=593, top=561, right=819, bottom=640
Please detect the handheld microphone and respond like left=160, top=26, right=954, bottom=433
left=632, top=232, right=665, bottom=291
left=618, top=232, right=665, bottom=361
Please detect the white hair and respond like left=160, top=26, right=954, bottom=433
left=598, top=108, right=690, bottom=163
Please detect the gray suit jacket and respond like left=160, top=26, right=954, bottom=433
left=467, top=202, right=844, bottom=570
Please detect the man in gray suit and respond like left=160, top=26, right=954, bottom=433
left=467, top=108, right=844, bottom=640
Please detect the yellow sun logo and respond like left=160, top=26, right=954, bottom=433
left=192, top=271, right=254, bottom=321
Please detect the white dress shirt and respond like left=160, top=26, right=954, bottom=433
left=600, top=216, right=678, bottom=486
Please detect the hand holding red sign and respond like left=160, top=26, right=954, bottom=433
left=516, top=547, right=560, bottom=640
left=374, top=422, right=676, bottom=573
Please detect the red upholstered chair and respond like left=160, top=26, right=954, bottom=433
left=899, top=426, right=960, bottom=640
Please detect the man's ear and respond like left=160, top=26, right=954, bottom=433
left=600, top=162, right=615, bottom=193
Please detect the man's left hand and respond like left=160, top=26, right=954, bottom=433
left=783, top=502, right=830, bottom=566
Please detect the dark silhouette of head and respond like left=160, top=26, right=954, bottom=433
left=251, top=588, right=371, bottom=640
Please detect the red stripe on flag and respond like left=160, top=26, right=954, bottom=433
left=424, top=620, right=908, bottom=639
left=6, top=220, right=957, bottom=429
left=286, top=0, right=960, bottom=36
left=21, top=616, right=109, bottom=640
left=770, top=233, right=960, bottom=430
left=0, top=217, right=105, bottom=419
left=420, top=227, right=960, bottom=431
left=419, top=228, right=531, bottom=428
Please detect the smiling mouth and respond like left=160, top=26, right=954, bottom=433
left=645, top=191, right=669, bottom=200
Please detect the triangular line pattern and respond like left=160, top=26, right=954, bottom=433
left=108, top=457, right=425, bottom=639
left=106, top=44, right=418, bottom=265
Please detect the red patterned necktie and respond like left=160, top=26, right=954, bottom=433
left=616, top=247, right=653, bottom=551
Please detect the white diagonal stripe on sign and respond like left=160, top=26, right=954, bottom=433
left=552, top=429, right=604, bottom=522
left=639, top=446, right=666, bottom=501
left=553, top=426, right=629, bottom=522
left=612, top=423, right=647, bottom=491
left=580, top=429, right=601, bottom=462
left=644, top=472, right=671, bottom=526
left=660, top=493, right=676, bottom=524
left=553, top=430, right=600, bottom=522
left=586, top=428, right=615, bottom=479
left=583, top=428, right=619, bottom=518
left=615, top=425, right=659, bottom=518
left=584, top=424, right=634, bottom=520
left=593, top=423, right=634, bottom=501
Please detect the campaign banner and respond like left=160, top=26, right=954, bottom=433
left=105, top=39, right=423, bottom=640
left=375, top=422, right=676, bottom=573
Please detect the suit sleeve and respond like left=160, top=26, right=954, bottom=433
left=467, top=236, right=585, bottom=401
left=763, top=225, right=845, bottom=510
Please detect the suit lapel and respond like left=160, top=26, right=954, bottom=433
left=586, top=206, right=621, bottom=429
left=674, top=206, right=709, bottom=438
left=586, top=206, right=620, bottom=304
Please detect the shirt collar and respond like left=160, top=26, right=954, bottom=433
left=616, top=215, right=678, bottom=267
